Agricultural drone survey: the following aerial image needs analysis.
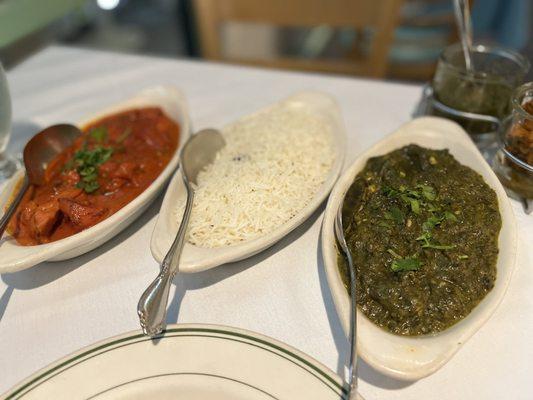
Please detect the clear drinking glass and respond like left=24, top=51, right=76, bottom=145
left=0, top=63, right=17, bottom=183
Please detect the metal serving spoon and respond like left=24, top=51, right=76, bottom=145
left=334, top=202, right=358, bottom=400
left=453, top=0, right=475, bottom=73
left=0, top=124, right=82, bottom=238
left=137, top=129, right=225, bottom=336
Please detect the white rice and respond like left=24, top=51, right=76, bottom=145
left=176, top=103, right=335, bottom=247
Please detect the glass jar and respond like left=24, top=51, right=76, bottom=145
left=493, top=82, right=533, bottom=201
left=432, top=43, right=530, bottom=139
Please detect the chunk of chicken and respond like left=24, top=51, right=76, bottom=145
left=103, top=178, right=127, bottom=193
left=144, top=127, right=171, bottom=150
left=112, top=161, right=136, bottom=180
left=62, top=170, right=81, bottom=186
left=19, top=201, right=37, bottom=226
left=32, top=200, right=60, bottom=237
left=98, top=161, right=118, bottom=177
left=58, top=198, right=106, bottom=229
left=55, top=186, right=83, bottom=200
left=100, top=161, right=137, bottom=192
left=100, top=161, right=137, bottom=180
left=6, top=200, right=37, bottom=240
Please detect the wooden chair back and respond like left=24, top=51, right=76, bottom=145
left=193, top=0, right=404, bottom=78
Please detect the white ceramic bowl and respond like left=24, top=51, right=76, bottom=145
left=321, top=117, right=517, bottom=381
left=151, top=91, right=346, bottom=272
left=0, top=86, right=191, bottom=273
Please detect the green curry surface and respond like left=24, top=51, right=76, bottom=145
left=339, top=144, right=501, bottom=336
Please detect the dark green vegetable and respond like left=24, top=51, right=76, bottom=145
left=67, top=145, right=114, bottom=193
left=338, top=145, right=501, bottom=336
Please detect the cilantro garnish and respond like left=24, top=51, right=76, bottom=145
left=387, top=249, right=421, bottom=272
left=384, top=206, right=404, bottom=224
left=402, top=195, right=421, bottom=214
left=416, top=231, right=455, bottom=250
left=67, top=146, right=113, bottom=193
left=422, top=215, right=445, bottom=231
left=416, top=184, right=436, bottom=201
left=391, top=257, right=421, bottom=272
left=422, top=243, right=456, bottom=250
left=381, top=183, right=460, bottom=261
left=89, top=126, right=108, bottom=143
left=444, top=211, right=458, bottom=222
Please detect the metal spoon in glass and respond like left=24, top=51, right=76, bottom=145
left=334, top=202, right=358, bottom=400
left=0, top=124, right=82, bottom=238
left=137, top=129, right=225, bottom=336
left=453, top=0, right=475, bottom=73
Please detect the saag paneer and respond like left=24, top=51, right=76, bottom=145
left=340, top=145, right=501, bottom=336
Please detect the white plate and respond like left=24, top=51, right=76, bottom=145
left=0, top=86, right=191, bottom=273
left=321, top=117, right=518, bottom=381
left=151, top=91, right=346, bottom=272
left=1, top=324, right=362, bottom=400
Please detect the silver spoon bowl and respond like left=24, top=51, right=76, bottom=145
left=137, top=128, right=225, bottom=336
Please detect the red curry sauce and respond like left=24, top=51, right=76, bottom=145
left=8, top=107, right=180, bottom=245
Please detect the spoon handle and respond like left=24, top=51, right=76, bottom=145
left=0, top=174, right=28, bottom=238
left=137, top=170, right=194, bottom=336
left=453, top=0, right=474, bottom=72
left=334, top=208, right=358, bottom=399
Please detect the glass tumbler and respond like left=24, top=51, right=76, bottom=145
left=432, top=43, right=530, bottom=139
left=0, top=63, right=17, bottom=183
left=492, top=82, right=533, bottom=204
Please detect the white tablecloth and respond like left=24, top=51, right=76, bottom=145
left=1, top=46, right=532, bottom=400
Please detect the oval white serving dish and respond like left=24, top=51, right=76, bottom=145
left=151, top=91, right=346, bottom=273
left=0, top=86, right=191, bottom=273
left=321, top=116, right=517, bottom=381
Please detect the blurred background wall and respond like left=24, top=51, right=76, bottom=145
left=0, top=0, right=531, bottom=82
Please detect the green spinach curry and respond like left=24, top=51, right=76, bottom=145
left=340, top=145, right=501, bottom=336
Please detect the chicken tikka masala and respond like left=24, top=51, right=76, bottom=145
left=8, top=107, right=180, bottom=245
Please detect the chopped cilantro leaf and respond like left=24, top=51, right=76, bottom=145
left=423, top=243, right=456, bottom=250
left=427, top=203, right=440, bottom=212
left=391, top=257, right=421, bottom=272
left=382, top=186, right=398, bottom=197
left=89, top=127, right=108, bottom=143
left=401, top=194, right=420, bottom=214
left=384, top=206, right=404, bottom=223
left=416, top=184, right=436, bottom=201
left=416, top=231, right=455, bottom=250
left=416, top=231, right=432, bottom=247
left=445, top=211, right=458, bottom=222
left=67, top=146, right=113, bottom=193
left=422, top=215, right=444, bottom=231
